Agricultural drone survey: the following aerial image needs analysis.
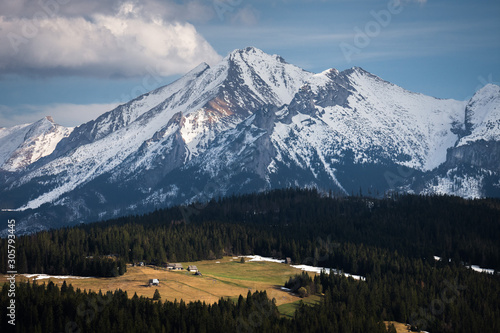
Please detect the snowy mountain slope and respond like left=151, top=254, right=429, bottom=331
left=416, top=84, right=500, bottom=198
left=459, top=84, right=500, bottom=146
left=1, top=47, right=499, bottom=234
left=186, top=67, right=469, bottom=199
left=8, top=47, right=312, bottom=211
left=0, top=124, right=31, bottom=168
left=0, top=116, right=72, bottom=172
left=267, top=67, right=465, bottom=192
left=50, top=63, right=212, bottom=159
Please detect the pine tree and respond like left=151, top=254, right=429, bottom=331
left=153, top=289, right=161, bottom=300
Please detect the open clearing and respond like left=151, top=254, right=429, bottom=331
left=277, top=294, right=322, bottom=318
left=384, top=321, right=413, bottom=333
left=1, top=257, right=316, bottom=308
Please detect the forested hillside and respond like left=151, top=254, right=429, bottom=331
left=2, top=190, right=499, bottom=276
left=1, top=189, right=499, bottom=332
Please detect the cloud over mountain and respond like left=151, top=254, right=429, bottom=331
left=0, top=1, right=221, bottom=78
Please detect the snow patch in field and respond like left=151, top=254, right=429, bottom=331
left=434, top=255, right=496, bottom=274
left=244, top=255, right=285, bottom=263
left=467, top=265, right=495, bottom=274
left=243, top=255, right=365, bottom=281
left=291, top=264, right=366, bottom=281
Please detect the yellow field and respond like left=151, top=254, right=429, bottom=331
left=1, top=257, right=313, bottom=307
left=385, top=321, right=412, bottom=333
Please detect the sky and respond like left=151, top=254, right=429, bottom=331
left=0, top=0, right=499, bottom=127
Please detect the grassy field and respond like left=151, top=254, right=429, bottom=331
left=384, top=321, right=412, bottom=333
left=1, top=257, right=316, bottom=309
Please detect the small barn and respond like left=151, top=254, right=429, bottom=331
left=149, top=279, right=160, bottom=286
left=187, top=265, right=198, bottom=273
left=285, top=257, right=292, bottom=265
left=167, top=263, right=183, bottom=270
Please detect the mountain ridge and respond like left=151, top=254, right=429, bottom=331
left=1, top=47, right=499, bottom=234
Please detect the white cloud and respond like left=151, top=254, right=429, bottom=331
left=0, top=2, right=222, bottom=78
left=0, top=103, right=119, bottom=127
left=0, top=0, right=216, bottom=23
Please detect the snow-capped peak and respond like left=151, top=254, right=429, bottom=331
left=223, top=46, right=313, bottom=106
left=459, top=84, right=500, bottom=146
left=2, top=47, right=499, bottom=229
left=0, top=116, right=73, bottom=172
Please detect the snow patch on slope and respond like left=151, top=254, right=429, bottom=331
left=421, top=168, right=484, bottom=199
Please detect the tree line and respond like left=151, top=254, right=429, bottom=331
left=287, top=261, right=500, bottom=332
left=1, top=189, right=499, bottom=277
left=2, top=262, right=498, bottom=332
left=0, top=280, right=391, bottom=333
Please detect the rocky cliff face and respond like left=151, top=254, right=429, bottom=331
left=446, top=141, right=500, bottom=173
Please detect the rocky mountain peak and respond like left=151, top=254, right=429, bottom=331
left=460, top=84, right=500, bottom=146
left=1, top=48, right=499, bottom=234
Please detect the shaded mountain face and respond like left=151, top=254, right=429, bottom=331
left=1, top=47, right=499, bottom=234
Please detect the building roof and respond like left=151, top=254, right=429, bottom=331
left=167, top=263, right=183, bottom=268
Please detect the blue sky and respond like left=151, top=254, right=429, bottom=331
left=0, top=0, right=499, bottom=127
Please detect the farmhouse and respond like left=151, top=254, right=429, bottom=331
left=187, top=265, right=198, bottom=273
left=167, top=263, right=183, bottom=270
left=148, top=279, right=159, bottom=286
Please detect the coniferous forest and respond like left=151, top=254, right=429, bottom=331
left=1, top=189, right=500, bottom=332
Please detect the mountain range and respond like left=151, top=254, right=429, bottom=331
left=1, top=47, right=499, bottom=234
